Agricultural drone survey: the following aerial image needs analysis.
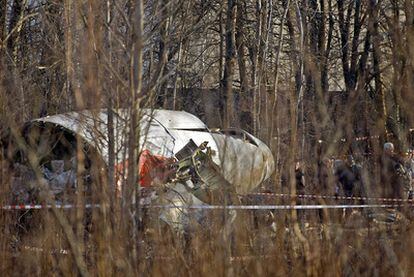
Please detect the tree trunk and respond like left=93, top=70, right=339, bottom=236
left=0, top=0, right=6, bottom=55
left=223, top=0, right=237, bottom=127
left=372, top=0, right=387, bottom=139
left=126, top=0, right=144, bottom=270
left=7, top=0, right=22, bottom=63
left=235, top=3, right=249, bottom=94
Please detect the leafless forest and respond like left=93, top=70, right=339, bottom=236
left=1, top=0, right=414, bottom=276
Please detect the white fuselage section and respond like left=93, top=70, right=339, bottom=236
left=32, top=109, right=274, bottom=194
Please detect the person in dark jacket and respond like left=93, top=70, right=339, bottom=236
left=295, top=161, right=305, bottom=195
left=333, top=159, right=356, bottom=198
left=348, top=155, right=367, bottom=202
left=316, top=157, right=333, bottom=222
left=295, top=161, right=306, bottom=222
left=333, top=158, right=362, bottom=221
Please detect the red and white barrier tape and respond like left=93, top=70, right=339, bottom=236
left=18, top=247, right=274, bottom=261
left=247, top=192, right=414, bottom=203
left=3, top=203, right=411, bottom=211
left=2, top=194, right=413, bottom=211
left=230, top=255, right=275, bottom=261
left=147, top=204, right=411, bottom=210
left=22, top=246, right=69, bottom=255
left=1, top=203, right=101, bottom=210
left=355, top=135, right=380, bottom=141
left=318, top=135, right=380, bottom=143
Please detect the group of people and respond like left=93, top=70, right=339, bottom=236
left=316, top=155, right=365, bottom=200
left=294, top=142, right=413, bottom=202
left=289, top=142, right=414, bottom=223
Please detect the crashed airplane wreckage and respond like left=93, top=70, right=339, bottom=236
left=3, top=109, right=274, bottom=231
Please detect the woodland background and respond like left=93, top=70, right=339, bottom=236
left=0, top=0, right=414, bottom=276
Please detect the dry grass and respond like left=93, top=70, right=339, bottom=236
left=1, top=188, right=413, bottom=276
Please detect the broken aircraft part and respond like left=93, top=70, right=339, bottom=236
left=4, top=109, right=274, bottom=232
left=25, top=109, right=275, bottom=194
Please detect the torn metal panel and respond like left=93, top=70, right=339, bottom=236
left=167, top=129, right=221, bottom=165
left=211, top=133, right=272, bottom=194
left=156, top=183, right=208, bottom=234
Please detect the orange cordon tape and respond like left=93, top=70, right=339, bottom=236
left=247, top=192, right=414, bottom=203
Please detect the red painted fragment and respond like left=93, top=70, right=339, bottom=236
left=115, top=150, right=176, bottom=188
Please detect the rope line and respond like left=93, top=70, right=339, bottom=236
left=147, top=204, right=412, bottom=210
left=3, top=203, right=412, bottom=211
left=2, top=194, right=412, bottom=211
left=247, top=192, right=414, bottom=203
left=1, top=204, right=101, bottom=210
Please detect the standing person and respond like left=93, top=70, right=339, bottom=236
left=317, top=157, right=334, bottom=195
left=316, top=157, right=334, bottom=222
left=405, top=149, right=414, bottom=200
left=380, top=142, right=412, bottom=200
left=295, top=161, right=306, bottom=223
left=295, top=161, right=306, bottom=195
left=375, top=142, right=413, bottom=223
left=333, top=158, right=362, bottom=220
left=406, top=149, right=414, bottom=176
left=333, top=159, right=356, bottom=198
left=348, top=155, right=367, bottom=202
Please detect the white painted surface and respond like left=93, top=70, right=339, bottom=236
left=30, top=109, right=274, bottom=193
